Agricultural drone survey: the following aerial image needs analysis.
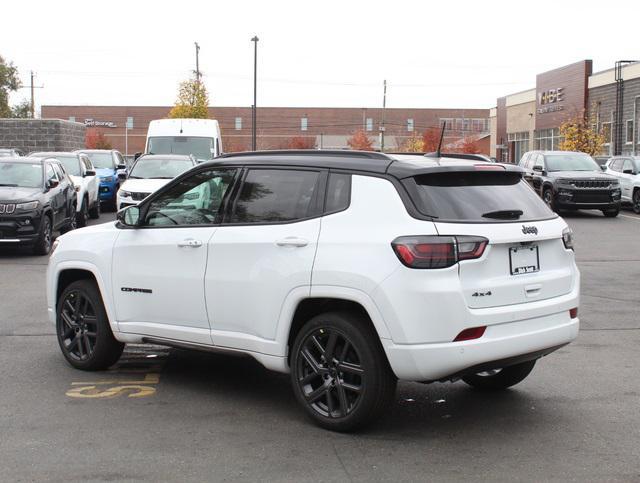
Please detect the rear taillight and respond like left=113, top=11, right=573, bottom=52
left=453, top=326, right=487, bottom=342
left=391, top=235, right=488, bottom=269
left=569, top=308, right=578, bottom=319
left=562, top=227, right=574, bottom=250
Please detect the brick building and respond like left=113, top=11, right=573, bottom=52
left=41, top=105, right=490, bottom=156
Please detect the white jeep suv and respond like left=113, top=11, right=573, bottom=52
left=46, top=151, right=580, bottom=431
left=604, top=156, right=640, bottom=213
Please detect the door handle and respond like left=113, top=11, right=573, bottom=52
left=276, top=237, right=308, bottom=247
left=177, top=239, right=203, bottom=248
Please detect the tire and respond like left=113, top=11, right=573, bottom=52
left=632, top=189, right=640, bottom=214
left=542, top=188, right=556, bottom=212
left=56, top=279, right=124, bottom=371
left=32, top=214, right=53, bottom=256
left=88, top=197, right=100, bottom=219
left=462, top=360, right=536, bottom=391
left=602, top=208, right=619, bottom=218
left=76, top=198, right=89, bottom=227
left=290, top=311, right=397, bottom=432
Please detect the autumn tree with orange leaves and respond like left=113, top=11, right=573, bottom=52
left=459, top=137, right=481, bottom=154
left=422, top=127, right=441, bottom=152
left=85, top=128, right=112, bottom=149
left=347, top=130, right=374, bottom=151
left=287, top=136, right=315, bottom=149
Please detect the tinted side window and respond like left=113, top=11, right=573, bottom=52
left=520, top=153, right=530, bottom=167
left=45, top=164, right=56, bottom=183
left=230, top=169, right=320, bottom=224
left=51, top=164, right=64, bottom=180
left=533, top=154, right=544, bottom=169
left=325, top=173, right=351, bottom=213
left=144, top=169, right=237, bottom=227
left=623, top=159, right=634, bottom=172
left=610, top=159, right=622, bottom=172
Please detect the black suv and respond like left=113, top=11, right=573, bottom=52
left=518, top=151, right=621, bottom=217
left=0, top=157, right=77, bottom=255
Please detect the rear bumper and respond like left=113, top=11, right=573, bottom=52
left=382, top=313, right=579, bottom=381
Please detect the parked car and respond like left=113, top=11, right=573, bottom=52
left=75, top=149, right=127, bottom=209
left=141, top=118, right=222, bottom=162
left=0, top=156, right=76, bottom=255
left=30, top=152, right=100, bottom=226
left=604, top=156, right=640, bottom=213
left=0, top=148, right=22, bottom=157
left=47, top=150, right=579, bottom=431
left=117, top=154, right=198, bottom=210
left=518, top=150, right=621, bottom=217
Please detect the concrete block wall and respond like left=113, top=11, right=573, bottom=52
left=0, top=119, right=85, bottom=153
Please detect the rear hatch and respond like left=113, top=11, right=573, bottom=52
left=403, top=168, right=575, bottom=309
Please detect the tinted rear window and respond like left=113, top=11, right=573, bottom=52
left=405, top=171, right=554, bottom=222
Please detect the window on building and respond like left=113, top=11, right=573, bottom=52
left=235, top=117, right=242, bottom=130
left=507, top=132, right=530, bottom=164
left=462, top=119, right=471, bottom=132
left=626, top=120, right=634, bottom=144
left=534, top=128, right=562, bottom=151
left=407, top=119, right=414, bottom=132
left=472, top=119, right=489, bottom=132
left=301, top=117, right=308, bottom=131
left=366, top=118, right=373, bottom=132
left=68, top=116, right=75, bottom=123
left=440, top=118, right=453, bottom=130
left=126, top=117, right=134, bottom=129
left=601, top=122, right=612, bottom=145
left=454, top=118, right=463, bottom=131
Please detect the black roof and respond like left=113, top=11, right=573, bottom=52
left=205, top=150, right=523, bottom=179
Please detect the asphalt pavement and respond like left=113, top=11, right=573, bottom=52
left=1, top=208, right=639, bottom=482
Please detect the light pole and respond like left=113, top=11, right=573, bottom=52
left=251, top=36, right=259, bottom=151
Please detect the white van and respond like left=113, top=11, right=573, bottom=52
left=144, top=119, right=223, bottom=161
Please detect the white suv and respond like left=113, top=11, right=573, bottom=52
left=604, top=156, right=640, bottom=213
left=46, top=151, right=580, bottom=431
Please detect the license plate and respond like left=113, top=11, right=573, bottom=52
left=509, top=245, right=539, bottom=275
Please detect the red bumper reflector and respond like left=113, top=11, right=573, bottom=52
left=453, top=326, right=487, bottom=342
left=569, top=308, right=578, bottom=319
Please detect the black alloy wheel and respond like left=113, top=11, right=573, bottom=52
left=89, top=198, right=100, bottom=219
left=462, top=360, right=536, bottom=390
left=296, top=328, right=364, bottom=419
left=633, top=190, right=640, bottom=214
left=56, top=280, right=124, bottom=370
left=58, top=289, right=98, bottom=362
left=290, top=312, right=396, bottom=432
left=543, top=188, right=556, bottom=212
left=77, top=199, right=89, bottom=227
left=33, top=215, right=52, bottom=255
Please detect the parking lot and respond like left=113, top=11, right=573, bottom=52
left=1, top=209, right=639, bottom=482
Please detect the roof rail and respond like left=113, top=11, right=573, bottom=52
left=424, top=152, right=492, bottom=162
left=219, top=149, right=392, bottom=160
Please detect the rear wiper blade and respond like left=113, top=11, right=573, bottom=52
left=482, top=209, right=524, bottom=220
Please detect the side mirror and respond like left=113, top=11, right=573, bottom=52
left=118, top=172, right=127, bottom=180
left=116, top=163, right=126, bottom=170
left=601, top=165, right=607, bottom=171
left=48, top=179, right=59, bottom=189
left=84, top=169, right=96, bottom=177
left=532, top=165, right=543, bottom=172
left=134, top=152, right=142, bottom=161
left=117, top=205, right=141, bottom=227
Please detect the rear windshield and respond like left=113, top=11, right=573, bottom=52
left=405, top=171, right=555, bottom=222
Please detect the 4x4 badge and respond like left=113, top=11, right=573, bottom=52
left=522, top=225, right=538, bottom=235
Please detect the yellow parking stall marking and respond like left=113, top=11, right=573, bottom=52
left=66, top=384, right=156, bottom=399
left=66, top=372, right=160, bottom=399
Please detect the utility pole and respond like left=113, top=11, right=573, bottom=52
left=194, top=42, right=201, bottom=81
left=251, top=36, right=259, bottom=151
left=379, top=80, right=387, bottom=152
left=30, top=71, right=35, bottom=118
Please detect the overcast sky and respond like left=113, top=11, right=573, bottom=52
left=2, top=0, right=638, bottom=113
